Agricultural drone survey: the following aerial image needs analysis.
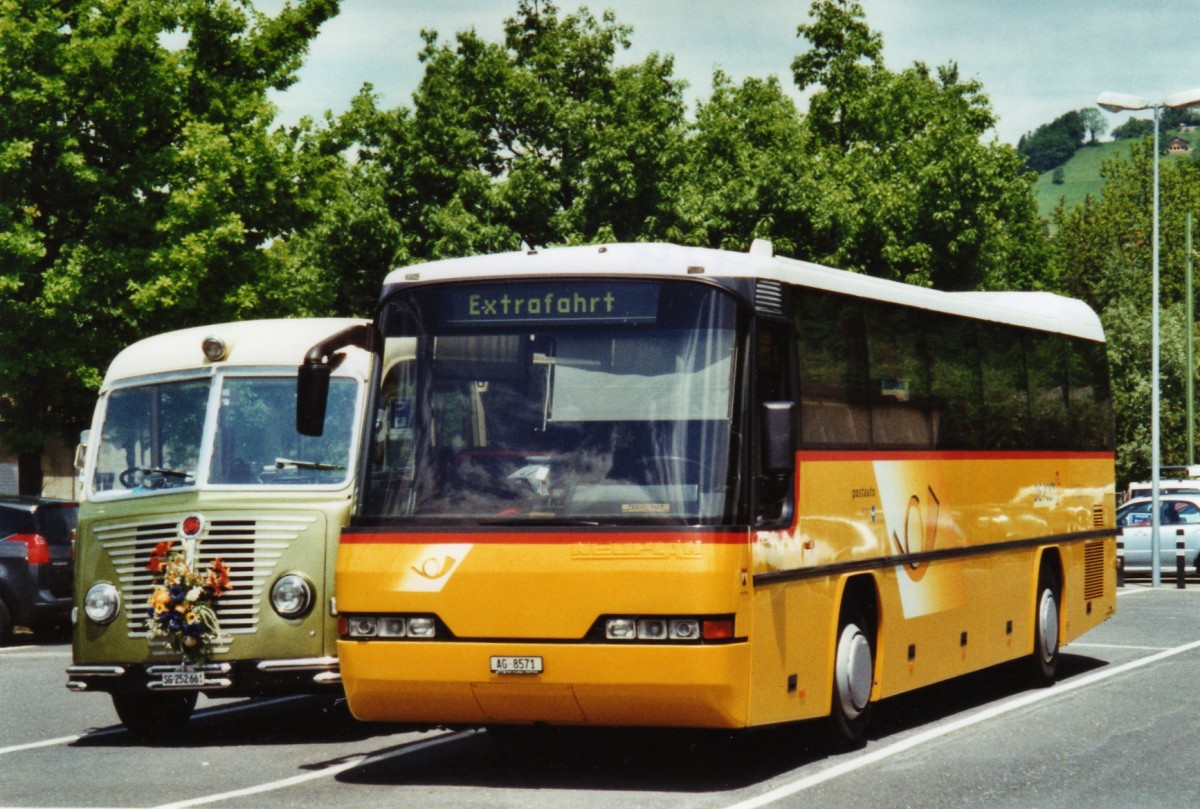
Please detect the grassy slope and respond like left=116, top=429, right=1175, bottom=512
left=1033, top=136, right=1194, bottom=220
left=1033, top=140, right=1130, bottom=219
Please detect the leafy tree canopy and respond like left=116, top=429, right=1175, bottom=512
left=0, top=0, right=337, bottom=492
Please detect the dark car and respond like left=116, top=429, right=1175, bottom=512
left=0, top=496, right=78, bottom=644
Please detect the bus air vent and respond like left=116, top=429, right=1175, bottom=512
left=755, top=280, right=784, bottom=317
left=1092, top=505, right=1105, bottom=528
left=1083, top=540, right=1105, bottom=600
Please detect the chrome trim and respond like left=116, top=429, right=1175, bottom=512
left=146, top=662, right=232, bottom=675
left=256, top=656, right=338, bottom=672
left=312, top=671, right=342, bottom=685
left=65, top=665, right=126, bottom=677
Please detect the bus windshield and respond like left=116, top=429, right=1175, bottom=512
left=363, top=281, right=741, bottom=525
left=92, top=375, right=359, bottom=495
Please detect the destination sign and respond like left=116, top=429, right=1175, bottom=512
left=441, top=283, right=660, bottom=326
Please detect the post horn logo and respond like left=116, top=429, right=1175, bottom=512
left=412, top=555, right=457, bottom=580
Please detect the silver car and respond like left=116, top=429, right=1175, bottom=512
left=1116, top=495, right=1200, bottom=575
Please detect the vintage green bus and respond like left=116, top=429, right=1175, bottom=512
left=67, top=319, right=371, bottom=734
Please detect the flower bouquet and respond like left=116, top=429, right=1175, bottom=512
left=144, top=541, right=232, bottom=666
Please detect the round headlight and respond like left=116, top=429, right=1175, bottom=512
left=271, top=574, right=314, bottom=618
left=84, top=582, right=120, bottom=625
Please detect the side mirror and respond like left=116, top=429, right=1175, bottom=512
left=762, top=401, right=795, bottom=474
left=74, top=430, right=90, bottom=472
left=296, top=361, right=333, bottom=436
left=296, top=323, right=377, bottom=437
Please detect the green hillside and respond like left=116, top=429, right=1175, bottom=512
left=1033, top=136, right=1195, bottom=220
left=1033, top=140, right=1129, bottom=219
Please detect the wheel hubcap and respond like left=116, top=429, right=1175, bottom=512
left=836, top=623, right=873, bottom=718
left=1038, top=589, right=1059, bottom=663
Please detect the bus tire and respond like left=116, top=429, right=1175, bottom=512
left=111, top=689, right=198, bottom=737
left=1027, top=566, right=1061, bottom=687
left=829, top=604, right=874, bottom=749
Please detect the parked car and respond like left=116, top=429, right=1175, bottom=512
left=0, top=496, right=78, bottom=644
left=1125, top=479, right=1200, bottom=503
left=1116, top=495, right=1200, bottom=575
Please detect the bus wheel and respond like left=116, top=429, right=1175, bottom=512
left=1027, top=567, right=1061, bottom=687
left=111, top=690, right=198, bottom=737
left=829, top=608, right=874, bottom=749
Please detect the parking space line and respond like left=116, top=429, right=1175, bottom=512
left=723, top=636, right=1200, bottom=809
left=1067, top=642, right=1173, bottom=652
left=0, top=695, right=308, bottom=758
left=150, top=730, right=476, bottom=809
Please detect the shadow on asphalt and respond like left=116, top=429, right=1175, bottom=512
left=334, top=652, right=1111, bottom=794
left=71, top=695, right=420, bottom=749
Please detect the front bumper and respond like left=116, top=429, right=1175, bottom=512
left=339, top=639, right=751, bottom=729
left=66, top=656, right=340, bottom=697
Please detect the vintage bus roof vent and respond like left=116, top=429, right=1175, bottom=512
left=755, top=279, right=785, bottom=317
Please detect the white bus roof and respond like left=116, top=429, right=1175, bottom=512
left=102, top=318, right=371, bottom=388
left=382, top=242, right=1104, bottom=341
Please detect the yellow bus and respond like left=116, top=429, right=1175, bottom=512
left=68, top=319, right=371, bottom=735
left=300, top=242, right=1116, bottom=746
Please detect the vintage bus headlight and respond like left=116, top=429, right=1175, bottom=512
left=270, top=574, right=314, bottom=618
left=83, top=582, right=120, bottom=625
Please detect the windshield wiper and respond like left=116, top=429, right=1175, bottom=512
left=139, top=466, right=191, bottom=479
left=274, top=457, right=345, bottom=471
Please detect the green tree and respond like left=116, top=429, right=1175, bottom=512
left=0, top=0, right=337, bottom=493
left=1080, top=108, right=1107, bottom=144
left=790, top=0, right=1048, bottom=291
left=1051, top=140, right=1200, bottom=485
left=670, top=72, right=817, bottom=254
left=331, top=0, right=688, bottom=261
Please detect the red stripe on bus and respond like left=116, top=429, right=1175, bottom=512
left=796, top=449, right=1114, bottom=462
left=340, top=529, right=748, bottom=545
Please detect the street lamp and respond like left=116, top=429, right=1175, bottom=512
left=1098, top=88, right=1200, bottom=586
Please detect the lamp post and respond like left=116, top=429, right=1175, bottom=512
left=1098, top=88, right=1200, bottom=587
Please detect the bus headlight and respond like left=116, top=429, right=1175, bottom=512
left=600, top=615, right=732, bottom=643
left=83, top=583, right=120, bottom=625
left=270, top=574, right=314, bottom=618
left=339, top=614, right=440, bottom=640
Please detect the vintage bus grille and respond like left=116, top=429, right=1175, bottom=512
left=1083, top=540, right=1106, bottom=600
left=755, top=279, right=784, bottom=316
left=1093, top=505, right=1105, bottom=528
left=94, top=514, right=319, bottom=649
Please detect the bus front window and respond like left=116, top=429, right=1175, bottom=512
left=93, top=380, right=208, bottom=493
left=209, top=376, right=358, bottom=486
left=363, top=282, right=741, bottom=525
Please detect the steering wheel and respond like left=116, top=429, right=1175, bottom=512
left=118, top=467, right=142, bottom=489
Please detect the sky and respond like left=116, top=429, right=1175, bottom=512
left=262, top=0, right=1200, bottom=146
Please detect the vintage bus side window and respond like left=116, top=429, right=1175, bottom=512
left=795, top=290, right=870, bottom=447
